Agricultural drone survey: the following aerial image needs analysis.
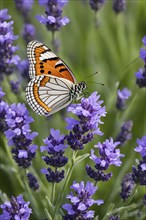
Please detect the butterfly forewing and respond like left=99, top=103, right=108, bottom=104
left=27, top=41, right=76, bottom=83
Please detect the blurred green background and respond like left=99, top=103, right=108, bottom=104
left=0, top=0, right=146, bottom=219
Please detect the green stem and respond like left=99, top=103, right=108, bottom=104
left=52, top=31, right=56, bottom=51
left=3, top=138, right=24, bottom=189
left=52, top=182, right=56, bottom=205
left=23, top=169, right=41, bottom=218
left=52, top=150, right=78, bottom=219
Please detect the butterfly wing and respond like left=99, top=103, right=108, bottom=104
left=27, top=41, right=76, bottom=83
left=26, top=75, right=74, bottom=116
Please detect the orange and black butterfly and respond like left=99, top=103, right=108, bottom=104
left=26, top=41, right=86, bottom=116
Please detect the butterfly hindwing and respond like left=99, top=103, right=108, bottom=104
left=27, top=41, right=76, bottom=83
left=26, top=75, right=74, bottom=116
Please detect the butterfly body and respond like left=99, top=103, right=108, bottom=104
left=26, top=41, right=86, bottom=116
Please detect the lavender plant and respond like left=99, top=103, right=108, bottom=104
left=36, top=0, right=70, bottom=51
left=113, top=0, right=126, bottom=13
left=0, top=9, right=20, bottom=81
left=0, top=1, right=145, bottom=220
left=116, top=87, right=132, bottom=110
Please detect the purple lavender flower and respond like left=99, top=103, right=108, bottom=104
left=0, top=195, right=32, bottom=220
left=120, top=173, right=135, bottom=201
left=27, top=172, right=39, bottom=190
left=86, top=138, right=124, bottom=182
left=10, top=80, right=20, bottom=94
left=22, top=23, right=35, bottom=43
left=113, top=0, right=126, bottom=13
left=116, top=87, right=132, bottom=110
left=13, top=0, right=34, bottom=17
left=135, top=36, right=146, bottom=88
left=0, top=9, right=20, bottom=81
left=66, top=92, right=106, bottom=150
left=4, top=103, right=38, bottom=168
left=115, top=120, right=133, bottom=146
left=62, top=181, right=103, bottom=219
left=89, top=0, right=106, bottom=11
left=36, top=0, right=70, bottom=32
left=41, top=128, right=68, bottom=183
left=132, top=135, right=146, bottom=185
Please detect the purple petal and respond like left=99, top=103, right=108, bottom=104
left=18, top=150, right=28, bottom=158
left=62, top=204, right=75, bottom=214
left=60, top=16, right=70, bottom=26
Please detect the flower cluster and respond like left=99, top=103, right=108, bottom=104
left=0, top=195, right=32, bottom=220
left=13, top=0, right=34, bottom=17
left=0, top=9, right=20, bottom=81
left=113, top=0, right=126, bottom=13
left=89, top=0, right=106, bottom=12
left=36, top=0, right=70, bottom=32
left=66, top=92, right=106, bottom=150
left=41, top=129, right=68, bottom=183
left=120, top=173, right=135, bottom=201
left=22, top=23, right=36, bottom=43
left=86, top=138, right=124, bottom=182
left=132, top=135, right=146, bottom=185
left=135, top=36, right=146, bottom=88
left=116, top=87, right=131, bottom=110
left=4, top=103, right=38, bottom=168
left=27, top=172, right=39, bottom=190
left=115, top=120, right=133, bottom=146
left=14, top=0, right=35, bottom=43
left=63, top=181, right=103, bottom=219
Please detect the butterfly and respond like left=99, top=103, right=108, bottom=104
left=26, top=41, right=87, bottom=116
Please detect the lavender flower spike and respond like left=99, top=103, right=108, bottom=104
left=113, top=0, right=126, bottom=13
left=63, top=181, right=103, bottom=219
left=4, top=103, right=38, bottom=168
left=89, top=0, right=106, bottom=12
left=14, top=0, right=34, bottom=17
left=0, top=195, right=32, bottom=220
left=0, top=9, right=20, bottom=81
left=115, top=120, right=133, bottom=146
left=116, top=87, right=132, bottom=110
left=86, top=138, right=124, bottom=182
left=41, top=128, right=68, bottom=183
left=36, top=0, right=70, bottom=32
left=66, top=92, right=106, bottom=150
left=120, top=173, right=135, bottom=201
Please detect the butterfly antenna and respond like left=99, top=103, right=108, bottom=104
left=84, top=71, right=100, bottom=81
left=87, top=81, right=106, bottom=87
